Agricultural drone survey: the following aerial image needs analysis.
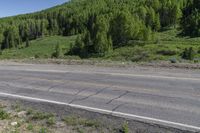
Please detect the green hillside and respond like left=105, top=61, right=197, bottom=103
left=0, top=0, right=200, bottom=62
left=1, top=29, right=200, bottom=63
left=0, top=36, right=76, bottom=59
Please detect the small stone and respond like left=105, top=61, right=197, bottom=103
left=11, top=122, right=18, bottom=126
left=54, top=122, right=65, bottom=128
left=17, top=111, right=27, bottom=118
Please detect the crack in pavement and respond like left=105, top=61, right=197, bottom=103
left=48, top=83, right=65, bottom=92
left=72, top=88, right=88, bottom=96
left=111, top=103, right=128, bottom=112
left=68, top=86, right=111, bottom=104
left=106, top=91, right=129, bottom=104
left=0, top=82, right=13, bottom=88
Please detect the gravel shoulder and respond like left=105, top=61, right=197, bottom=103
left=1, top=59, right=200, bottom=70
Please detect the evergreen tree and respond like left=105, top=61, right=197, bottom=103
left=26, top=38, right=29, bottom=47
left=181, top=0, right=200, bottom=37
left=110, top=10, right=141, bottom=46
left=93, top=16, right=112, bottom=55
left=182, top=47, right=195, bottom=60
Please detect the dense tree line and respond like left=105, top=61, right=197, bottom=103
left=0, top=0, right=191, bottom=57
left=181, top=0, right=200, bottom=37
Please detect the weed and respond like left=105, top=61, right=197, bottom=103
left=46, top=117, right=56, bottom=126
left=27, top=108, right=33, bottom=115
left=63, top=116, right=100, bottom=128
left=76, top=127, right=85, bottom=133
left=120, top=122, right=129, bottom=133
left=11, top=104, right=21, bottom=112
left=0, top=109, right=9, bottom=120
left=39, top=127, right=48, bottom=133
left=27, top=123, right=34, bottom=130
left=31, top=111, right=54, bottom=120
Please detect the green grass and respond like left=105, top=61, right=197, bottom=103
left=29, top=111, right=54, bottom=120
left=104, top=29, right=200, bottom=62
left=0, top=29, right=200, bottom=62
left=0, top=108, right=9, bottom=120
left=0, top=35, right=76, bottom=59
left=63, top=116, right=100, bottom=128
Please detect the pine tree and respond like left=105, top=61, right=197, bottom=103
left=93, top=16, right=112, bottom=55
left=26, top=38, right=29, bottom=47
left=110, top=10, right=141, bottom=46
left=181, top=0, right=200, bottom=37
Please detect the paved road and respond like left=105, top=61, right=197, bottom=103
left=0, top=63, right=200, bottom=131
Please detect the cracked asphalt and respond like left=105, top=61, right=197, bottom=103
left=0, top=62, right=200, bottom=130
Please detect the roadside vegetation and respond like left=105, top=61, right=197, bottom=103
left=0, top=36, right=76, bottom=59
left=0, top=29, right=200, bottom=64
left=0, top=101, right=132, bottom=133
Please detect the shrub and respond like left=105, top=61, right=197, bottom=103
left=198, top=48, right=200, bottom=54
left=194, top=59, right=199, bottom=63
left=169, top=58, right=177, bottom=63
left=52, top=44, right=63, bottom=58
left=181, top=47, right=195, bottom=60
left=120, top=122, right=129, bottom=133
left=46, top=117, right=56, bottom=126
left=27, top=124, right=33, bottom=130
left=131, top=51, right=149, bottom=62
left=34, top=54, right=40, bottom=59
left=157, top=50, right=177, bottom=56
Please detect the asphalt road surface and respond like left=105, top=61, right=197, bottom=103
left=0, top=62, right=200, bottom=131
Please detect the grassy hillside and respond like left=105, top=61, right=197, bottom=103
left=105, top=30, right=200, bottom=62
left=0, top=36, right=76, bottom=59
left=0, top=29, right=200, bottom=63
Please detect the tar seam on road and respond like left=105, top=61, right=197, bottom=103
left=0, top=92, right=199, bottom=131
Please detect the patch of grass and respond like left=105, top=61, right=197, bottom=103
left=63, top=116, right=100, bottom=128
left=0, top=35, right=76, bottom=59
left=27, top=108, right=34, bottom=115
left=0, top=108, right=9, bottom=120
left=76, top=127, right=85, bottom=133
left=46, top=117, right=56, bottom=126
left=39, top=127, right=48, bottom=133
left=11, top=104, right=21, bottom=112
left=10, top=130, right=20, bottom=133
left=27, top=123, right=34, bottom=131
left=30, top=111, right=54, bottom=120
left=103, top=29, right=200, bottom=62
left=120, top=122, right=129, bottom=133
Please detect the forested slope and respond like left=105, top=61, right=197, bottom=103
left=0, top=0, right=199, bottom=61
